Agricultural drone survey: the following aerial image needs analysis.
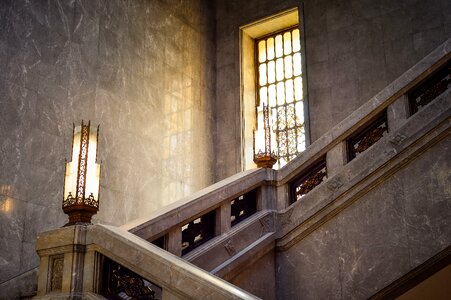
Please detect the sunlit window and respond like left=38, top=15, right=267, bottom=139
left=256, top=27, right=305, bottom=168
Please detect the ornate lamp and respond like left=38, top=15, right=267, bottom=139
left=63, top=121, right=101, bottom=226
left=253, top=104, right=278, bottom=168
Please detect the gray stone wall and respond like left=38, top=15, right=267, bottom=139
left=0, top=0, right=216, bottom=290
left=214, top=0, right=451, bottom=179
left=276, top=137, right=451, bottom=299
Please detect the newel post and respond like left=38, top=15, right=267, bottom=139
left=35, top=226, right=88, bottom=299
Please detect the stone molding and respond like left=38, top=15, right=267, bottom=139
left=276, top=90, right=450, bottom=250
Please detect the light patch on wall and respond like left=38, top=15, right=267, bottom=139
left=0, top=198, right=13, bottom=213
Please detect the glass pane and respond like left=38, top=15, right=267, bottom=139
left=259, top=63, right=267, bottom=86
left=297, top=127, right=306, bottom=152
left=284, top=56, right=293, bottom=79
left=267, top=37, right=274, bottom=60
left=268, top=84, right=276, bottom=107
left=286, top=79, right=294, bottom=103
left=267, top=61, right=275, bottom=84
left=287, top=104, right=295, bottom=129
left=292, top=29, right=301, bottom=52
left=277, top=81, right=285, bottom=105
left=288, top=128, right=296, bottom=154
left=258, top=40, right=266, bottom=63
left=277, top=107, right=286, bottom=130
left=295, top=101, right=304, bottom=124
left=278, top=132, right=287, bottom=156
left=275, top=35, right=283, bottom=58
left=294, top=77, right=303, bottom=100
left=276, top=58, right=284, bottom=81
left=283, top=32, right=292, bottom=55
left=259, top=87, right=267, bottom=106
left=270, top=107, right=278, bottom=131
left=293, top=53, right=302, bottom=76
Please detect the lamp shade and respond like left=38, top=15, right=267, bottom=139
left=63, top=121, right=100, bottom=225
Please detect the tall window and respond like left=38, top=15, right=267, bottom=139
left=240, top=8, right=308, bottom=171
left=256, top=27, right=305, bottom=168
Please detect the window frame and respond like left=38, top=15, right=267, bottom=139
left=239, top=6, right=310, bottom=171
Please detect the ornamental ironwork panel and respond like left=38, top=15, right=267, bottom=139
left=100, top=256, right=162, bottom=300
left=231, top=189, right=257, bottom=226
left=291, top=159, right=327, bottom=204
left=181, top=210, right=216, bottom=255
left=408, top=61, right=450, bottom=115
left=347, top=112, right=388, bottom=161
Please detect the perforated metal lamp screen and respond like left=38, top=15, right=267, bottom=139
left=63, top=121, right=101, bottom=226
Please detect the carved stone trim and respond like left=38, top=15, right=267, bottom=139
left=48, top=255, right=64, bottom=292
left=389, top=133, right=407, bottom=146
left=224, top=240, right=236, bottom=256
left=259, top=216, right=272, bottom=233
left=326, top=177, right=343, bottom=191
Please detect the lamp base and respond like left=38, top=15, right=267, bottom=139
left=63, top=205, right=98, bottom=226
left=254, top=155, right=277, bottom=168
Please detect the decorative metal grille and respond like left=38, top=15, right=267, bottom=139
left=231, top=189, right=257, bottom=226
left=256, top=26, right=305, bottom=169
left=100, top=256, right=162, bottom=300
left=181, top=210, right=216, bottom=255
left=348, top=112, right=388, bottom=161
left=150, top=235, right=166, bottom=250
left=291, top=159, right=327, bottom=204
left=408, top=61, right=450, bottom=115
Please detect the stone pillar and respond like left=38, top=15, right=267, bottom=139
left=216, top=202, right=231, bottom=235
left=167, top=227, right=182, bottom=257
left=388, top=94, right=410, bottom=131
left=326, top=142, right=347, bottom=177
left=276, top=184, right=290, bottom=210
left=258, top=183, right=277, bottom=210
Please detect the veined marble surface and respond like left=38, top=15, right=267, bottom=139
left=0, top=0, right=216, bottom=292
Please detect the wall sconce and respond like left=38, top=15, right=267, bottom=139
left=253, top=104, right=277, bottom=168
left=63, top=121, right=101, bottom=226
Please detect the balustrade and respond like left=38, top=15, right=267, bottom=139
left=135, top=54, right=450, bottom=257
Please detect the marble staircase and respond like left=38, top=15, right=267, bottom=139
left=32, top=39, right=451, bottom=299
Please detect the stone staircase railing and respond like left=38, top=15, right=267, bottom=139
left=34, top=224, right=260, bottom=299
left=33, top=39, right=450, bottom=299
left=122, top=38, right=450, bottom=279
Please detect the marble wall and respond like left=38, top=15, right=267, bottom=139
left=214, top=0, right=451, bottom=179
left=0, top=0, right=216, bottom=290
left=276, top=137, right=451, bottom=299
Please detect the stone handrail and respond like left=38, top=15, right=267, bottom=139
left=34, top=224, right=260, bottom=299
left=124, top=38, right=450, bottom=260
